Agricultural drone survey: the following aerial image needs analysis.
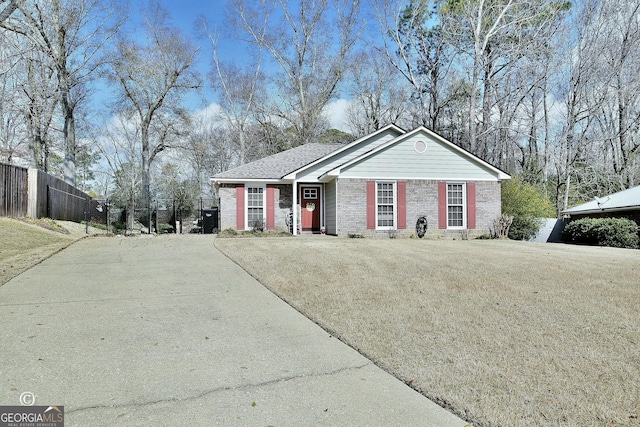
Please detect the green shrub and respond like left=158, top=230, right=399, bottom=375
left=502, top=177, right=555, bottom=240
left=111, top=221, right=126, bottom=232
left=157, top=223, right=174, bottom=234
left=563, top=218, right=639, bottom=249
left=509, top=217, right=542, bottom=241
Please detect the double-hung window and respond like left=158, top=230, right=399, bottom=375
left=246, top=186, right=265, bottom=229
left=376, top=181, right=396, bottom=229
left=447, top=183, right=465, bottom=228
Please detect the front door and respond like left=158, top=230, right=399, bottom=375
left=300, top=186, right=320, bottom=231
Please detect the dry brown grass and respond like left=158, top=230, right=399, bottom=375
left=215, top=237, right=640, bottom=427
left=0, top=217, right=99, bottom=285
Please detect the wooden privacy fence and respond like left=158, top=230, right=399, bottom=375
left=1, top=162, right=93, bottom=223
left=29, top=168, right=91, bottom=222
left=1, top=163, right=28, bottom=217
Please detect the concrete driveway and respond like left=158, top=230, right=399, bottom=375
left=0, top=235, right=467, bottom=426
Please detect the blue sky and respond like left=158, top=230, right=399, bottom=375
left=122, top=0, right=373, bottom=130
left=151, top=1, right=230, bottom=109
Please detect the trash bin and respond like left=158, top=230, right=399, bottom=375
left=201, top=208, right=219, bottom=234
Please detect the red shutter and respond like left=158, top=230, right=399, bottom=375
left=236, top=185, right=245, bottom=230
left=438, top=181, right=447, bottom=229
left=266, top=186, right=275, bottom=230
left=467, top=182, right=476, bottom=229
left=366, top=181, right=376, bottom=229
left=397, top=181, right=406, bottom=229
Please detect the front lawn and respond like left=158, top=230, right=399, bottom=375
left=216, top=237, right=640, bottom=427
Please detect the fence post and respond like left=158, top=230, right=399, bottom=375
left=47, top=185, right=51, bottom=219
left=27, top=168, right=38, bottom=218
left=85, top=196, right=90, bottom=234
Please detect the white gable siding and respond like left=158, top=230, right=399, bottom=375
left=295, top=129, right=402, bottom=182
left=339, top=133, right=499, bottom=181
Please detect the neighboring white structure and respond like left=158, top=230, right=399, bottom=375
left=563, top=185, right=640, bottom=217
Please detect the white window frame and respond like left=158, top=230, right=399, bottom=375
left=303, top=188, right=318, bottom=199
left=447, top=182, right=466, bottom=229
left=245, top=185, right=266, bottom=230
left=376, top=181, right=397, bottom=230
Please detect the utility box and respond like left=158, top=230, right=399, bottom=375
left=202, top=208, right=219, bottom=234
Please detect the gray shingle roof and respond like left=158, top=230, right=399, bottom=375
left=562, top=185, right=640, bottom=214
left=212, top=143, right=343, bottom=180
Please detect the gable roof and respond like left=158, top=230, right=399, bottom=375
left=211, top=124, right=510, bottom=184
left=212, top=143, right=343, bottom=182
left=562, top=185, right=640, bottom=215
left=281, top=124, right=405, bottom=180
left=323, top=126, right=511, bottom=180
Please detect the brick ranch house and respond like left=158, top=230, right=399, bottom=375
left=211, top=124, right=511, bottom=238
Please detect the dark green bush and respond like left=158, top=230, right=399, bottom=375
left=157, top=223, right=174, bottom=234
left=111, top=221, right=126, bottom=232
left=563, top=218, right=639, bottom=249
left=508, top=217, right=542, bottom=241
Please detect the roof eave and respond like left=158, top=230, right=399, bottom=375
left=282, top=124, right=405, bottom=180
left=562, top=206, right=640, bottom=215
left=211, top=177, right=284, bottom=184
left=322, top=126, right=511, bottom=180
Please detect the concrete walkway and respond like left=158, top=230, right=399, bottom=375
left=0, top=235, right=467, bottom=426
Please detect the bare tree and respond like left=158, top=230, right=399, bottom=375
left=95, top=114, right=142, bottom=233
left=551, top=0, right=604, bottom=212
left=228, top=0, right=363, bottom=146
left=594, top=0, right=640, bottom=189
left=184, top=115, right=233, bottom=198
left=0, top=29, right=26, bottom=164
left=203, top=22, right=266, bottom=165
left=0, top=0, right=21, bottom=25
left=2, top=0, right=124, bottom=184
left=106, top=1, right=199, bottom=230
left=22, top=45, right=60, bottom=171
left=344, top=49, right=410, bottom=136
left=0, top=28, right=59, bottom=169
left=374, top=0, right=451, bottom=130
left=440, top=0, right=570, bottom=156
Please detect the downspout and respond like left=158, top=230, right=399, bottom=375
left=292, top=179, right=298, bottom=236
left=335, top=178, right=338, bottom=236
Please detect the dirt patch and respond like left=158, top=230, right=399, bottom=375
left=216, top=237, right=640, bottom=427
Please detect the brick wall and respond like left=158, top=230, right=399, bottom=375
left=475, top=180, right=502, bottom=232
left=336, top=178, right=368, bottom=236
left=219, top=184, right=237, bottom=230
left=222, top=179, right=502, bottom=237
left=336, top=178, right=502, bottom=238
left=219, top=183, right=292, bottom=232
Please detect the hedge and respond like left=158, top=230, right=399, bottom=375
left=563, top=217, right=639, bottom=249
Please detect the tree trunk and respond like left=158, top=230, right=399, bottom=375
left=141, top=120, right=151, bottom=232
left=61, top=96, right=76, bottom=185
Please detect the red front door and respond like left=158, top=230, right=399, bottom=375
left=300, top=186, right=320, bottom=231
